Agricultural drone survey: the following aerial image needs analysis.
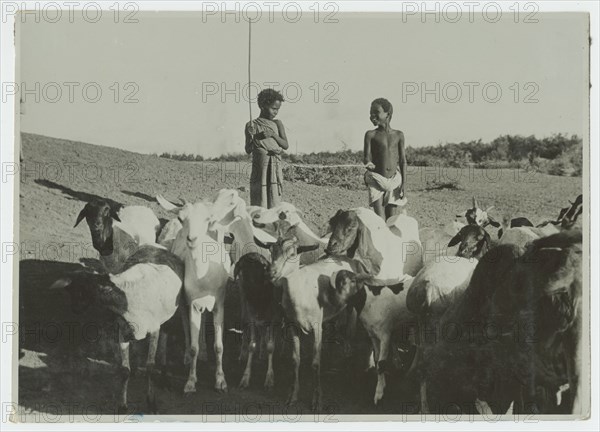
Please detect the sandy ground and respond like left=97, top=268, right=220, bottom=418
left=16, top=133, right=582, bottom=419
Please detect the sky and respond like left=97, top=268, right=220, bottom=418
left=18, top=11, right=589, bottom=157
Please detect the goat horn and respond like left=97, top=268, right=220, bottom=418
left=156, top=194, right=181, bottom=211
left=472, top=197, right=478, bottom=208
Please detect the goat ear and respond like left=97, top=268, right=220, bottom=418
left=49, top=277, right=72, bottom=290
left=448, top=231, right=462, bottom=247
left=110, top=204, right=122, bottom=222
left=254, top=236, right=274, bottom=249
left=353, top=220, right=383, bottom=276
left=487, top=216, right=500, bottom=228
left=211, top=189, right=239, bottom=223
left=297, top=243, right=320, bottom=254
left=74, top=206, right=88, bottom=228
left=252, top=226, right=277, bottom=244
left=557, top=207, right=569, bottom=221
left=498, top=228, right=503, bottom=239
left=354, top=272, right=374, bottom=283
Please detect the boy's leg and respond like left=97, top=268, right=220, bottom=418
left=371, top=197, right=385, bottom=219
left=385, top=204, right=399, bottom=220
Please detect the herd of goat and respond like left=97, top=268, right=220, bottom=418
left=48, top=191, right=584, bottom=415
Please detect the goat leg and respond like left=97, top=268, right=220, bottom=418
left=286, top=323, right=300, bottom=406
left=117, top=329, right=130, bottom=414
left=373, top=335, right=389, bottom=406
left=238, top=302, right=250, bottom=363
left=183, top=303, right=201, bottom=394
left=420, top=380, right=429, bottom=414
left=180, top=304, right=192, bottom=366
left=213, top=305, right=228, bottom=392
left=198, top=312, right=209, bottom=362
left=343, top=308, right=357, bottom=358
left=258, top=325, right=267, bottom=360
left=564, top=329, right=582, bottom=414
left=264, top=323, right=275, bottom=390
left=239, top=321, right=256, bottom=389
left=155, top=329, right=170, bottom=390
left=145, top=330, right=160, bottom=414
left=311, top=323, right=323, bottom=412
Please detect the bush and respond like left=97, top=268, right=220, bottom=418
left=158, top=133, right=582, bottom=180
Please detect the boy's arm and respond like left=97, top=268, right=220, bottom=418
left=363, top=131, right=375, bottom=170
left=268, top=120, right=289, bottom=150
left=244, top=122, right=254, bottom=154
left=398, top=131, right=407, bottom=196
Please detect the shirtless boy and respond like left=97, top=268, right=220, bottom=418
left=363, top=98, right=407, bottom=220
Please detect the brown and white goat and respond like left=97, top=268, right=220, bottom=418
left=74, top=199, right=161, bottom=273
left=50, top=245, right=184, bottom=414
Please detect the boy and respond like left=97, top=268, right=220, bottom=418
left=244, top=89, right=289, bottom=208
left=363, top=98, right=407, bottom=220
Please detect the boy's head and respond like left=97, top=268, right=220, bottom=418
left=370, top=98, right=393, bottom=126
left=258, top=88, right=285, bottom=120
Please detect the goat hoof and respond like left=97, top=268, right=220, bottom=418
left=239, top=375, right=250, bottom=389
left=373, top=387, right=384, bottom=406
left=183, top=380, right=197, bottom=394
left=263, top=372, right=275, bottom=390
left=117, top=404, right=128, bottom=415
left=146, top=396, right=158, bottom=414
left=311, top=393, right=322, bottom=412
left=286, top=393, right=298, bottom=407
left=215, top=378, right=228, bottom=393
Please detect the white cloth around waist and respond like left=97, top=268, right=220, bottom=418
left=364, top=169, right=406, bottom=206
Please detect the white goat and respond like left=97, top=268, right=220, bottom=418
left=74, top=199, right=161, bottom=273
left=159, top=191, right=239, bottom=393
left=279, top=256, right=366, bottom=409
left=331, top=269, right=417, bottom=405
left=251, top=201, right=330, bottom=255
left=49, top=245, right=184, bottom=413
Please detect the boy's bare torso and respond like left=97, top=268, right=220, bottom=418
left=367, top=128, right=403, bottom=178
